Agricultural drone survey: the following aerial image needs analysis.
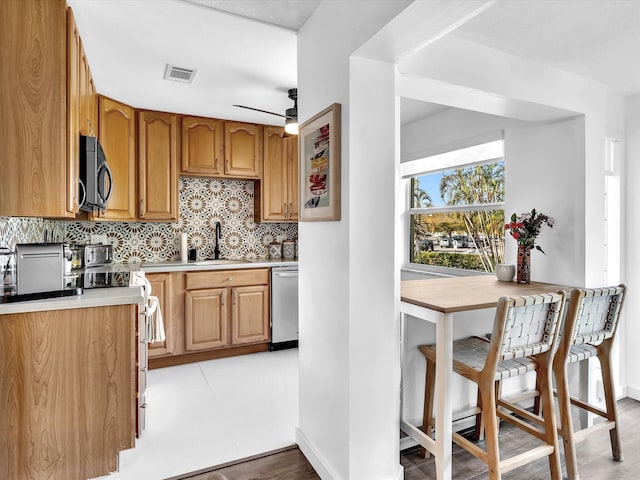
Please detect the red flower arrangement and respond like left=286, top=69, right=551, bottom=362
left=504, top=208, right=554, bottom=253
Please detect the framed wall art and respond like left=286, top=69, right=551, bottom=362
left=299, top=103, right=341, bottom=221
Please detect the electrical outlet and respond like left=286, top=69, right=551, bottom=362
left=90, top=234, right=107, bottom=245
left=276, top=235, right=287, bottom=243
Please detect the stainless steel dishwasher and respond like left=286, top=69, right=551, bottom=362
left=270, top=265, right=299, bottom=350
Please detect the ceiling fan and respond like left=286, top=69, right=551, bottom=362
left=234, top=88, right=298, bottom=135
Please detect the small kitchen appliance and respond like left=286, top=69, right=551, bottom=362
left=15, top=243, right=65, bottom=295
left=84, top=243, right=113, bottom=267
left=79, top=135, right=113, bottom=213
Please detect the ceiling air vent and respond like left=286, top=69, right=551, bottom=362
left=164, top=64, right=197, bottom=83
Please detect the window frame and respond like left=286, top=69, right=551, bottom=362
left=402, top=137, right=505, bottom=275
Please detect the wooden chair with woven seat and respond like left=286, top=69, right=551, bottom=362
left=548, top=285, right=626, bottom=480
left=418, top=291, right=567, bottom=480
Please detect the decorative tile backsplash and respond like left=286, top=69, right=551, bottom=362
left=1, top=177, right=297, bottom=263
left=0, top=217, right=65, bottom=249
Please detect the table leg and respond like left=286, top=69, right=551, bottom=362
left=434, top=312, right=453, bottom=480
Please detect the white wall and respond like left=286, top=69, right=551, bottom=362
left=297, top=2, right=632, bottom=478
left=402, top=107, right=585, bottom=285
left=624, top=95, right=640, bottom=399
left=296, top=2, right=410, bottom=479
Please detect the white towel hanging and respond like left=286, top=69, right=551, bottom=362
left=147, top=295, right=166, bottom=343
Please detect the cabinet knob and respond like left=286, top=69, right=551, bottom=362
left=226, top=277, right=232, bottom=282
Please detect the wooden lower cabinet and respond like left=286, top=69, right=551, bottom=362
left=0, top=304, right=136, bottom=480
left=185, top=288, right=228, bottom=350
left=185, top=269, right=270, bottom=351
left=231, top=285, right=270, bottom=345
left=148, top=268, right=270, bottom=368
left=146, top=272, right=178, bottom=358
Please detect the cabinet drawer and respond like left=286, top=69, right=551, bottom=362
left=186, top=268, right=269, bottom=290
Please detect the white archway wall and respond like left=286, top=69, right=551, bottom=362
left=296, top=2, right=412, bottom=479
left=624, top=95, right=640, bottom=399
left=297, top=1, right=632, bottom=478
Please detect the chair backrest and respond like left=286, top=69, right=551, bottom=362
left=492, top=292, right=566, bottom=362
left=563, top=285, right=626, bottom=348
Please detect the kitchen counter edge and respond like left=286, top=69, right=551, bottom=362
left=0, top=286, right=145, bottom=315
left=141, top=259, right=298, bottom=273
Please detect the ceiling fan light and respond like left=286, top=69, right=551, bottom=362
left=285, top=105, right=298, bottom=135
left=285, top=119, right=298, bottom=135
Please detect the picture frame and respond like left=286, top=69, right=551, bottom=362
left=298, top=103, right=341, bottom=222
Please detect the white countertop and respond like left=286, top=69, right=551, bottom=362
left=141, top=258, right=298, bottom=273
left=0, top=259, right=297, bottom=315
left=0, top=286, right=145, bottom=315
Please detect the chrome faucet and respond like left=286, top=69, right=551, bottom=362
left=214, top=222, right=221, bottom=260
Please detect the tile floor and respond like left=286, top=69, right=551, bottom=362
left=94, top=348, right=299, bottom=480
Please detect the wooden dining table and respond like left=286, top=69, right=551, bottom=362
left=400, top=275, right=568, bottom=480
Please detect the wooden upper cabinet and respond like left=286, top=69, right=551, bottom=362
left=138, top=110, right=179, bottom=220
left=181, top=116, right=224, bottom=176
left=96, top=96, right=136, bottom=221
left=224, top=121, right=262, bottom=178
left=259, top=127, right=288, bottom=221
left=0, top=0, right=72, bottom=218
left=79, top=45, right=97, bottom=137
left=68, top=7, right=98, bottom=215
left=286, top=135, right=299, bottom=221
left=255, top=127, right=298, bottom=222
left=67, top=7, right=81, bottom=215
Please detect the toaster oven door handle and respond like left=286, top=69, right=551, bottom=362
left=21, top=252, right=61, bottom=259
left=97, top=163, right=114, bottom=205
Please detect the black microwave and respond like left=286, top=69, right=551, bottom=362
left=79, top=135, right=113, bottom=213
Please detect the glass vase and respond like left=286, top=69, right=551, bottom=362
left=517, top=245, right=531, bottom=284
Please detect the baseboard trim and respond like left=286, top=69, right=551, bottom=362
left=625, top=385, right=640, bottom=400
left=296, top=428, right=404, bottom=480
left=296, top=427, right=341, bottom=480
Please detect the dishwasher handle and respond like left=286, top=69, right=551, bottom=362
left=273, top=271, right=299, bottom=278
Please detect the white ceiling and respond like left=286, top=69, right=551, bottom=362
left=181, top=0, right=321, bottom=30
left=452, top=0, right=640, bottom=97
left=68, top=0, right=640, bottom=128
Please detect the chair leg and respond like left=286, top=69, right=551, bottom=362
left=474, top=380, right=502, bottom=442
left=554, top=360, right=579, bottom=480
left=421, top=357, right=436, bottom=458
left=478, top=379, right=501, bottom=480
left=532, top=370, right=542, bottom=415
left=538, top=359, right=563, bottom=480
left=598, top=341, right=623, bottom=462
left=474, top=385, right=484, bottom=441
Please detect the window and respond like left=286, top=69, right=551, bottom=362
left=404, top=139, right=505, bottom=272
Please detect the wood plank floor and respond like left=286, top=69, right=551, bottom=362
left=173, top=398, right=640, bottom=480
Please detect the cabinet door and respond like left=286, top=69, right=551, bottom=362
left=286, top=135, right=299, bottom=221
left=79, top=44, right=97, bottom=137
left=147, top=272, right=175, bottom=358
left=185, top=288, right=229, bottom=351
left=138, top=110, right=179, bottom=220
left=231, top=285, right=270, bottom=345
left=181, top=116, right=224, bottom=176
left=66, top=7, right=81, bottom=214
left=224, top=121, right=262, bottom=178
left=260, top=127, right=288, bottom=221
left=96, top=96, right=136, bottom=220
